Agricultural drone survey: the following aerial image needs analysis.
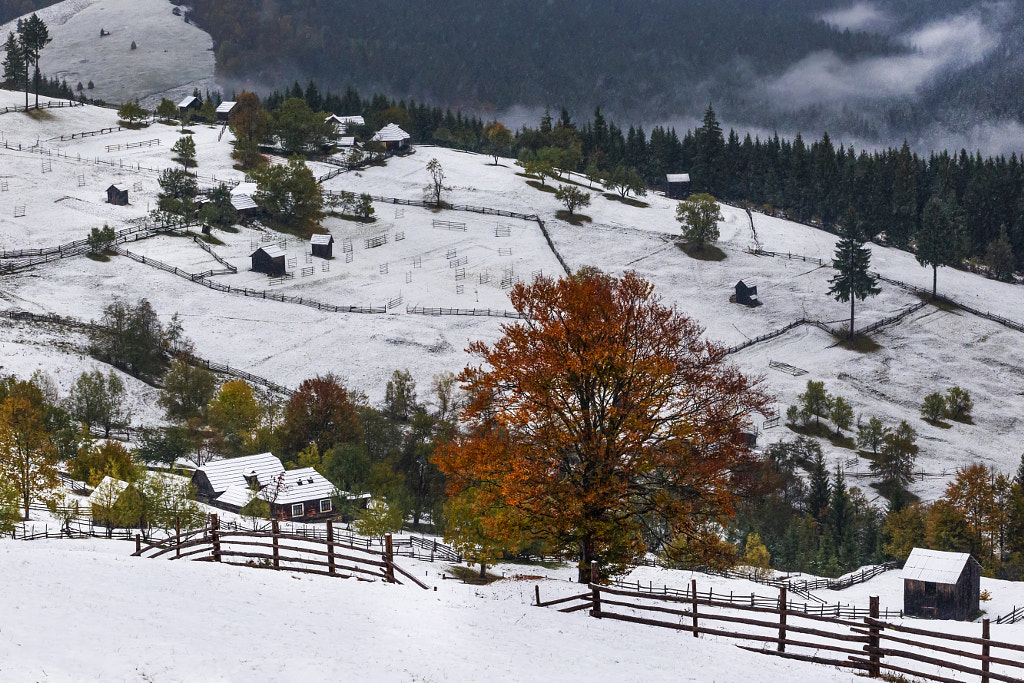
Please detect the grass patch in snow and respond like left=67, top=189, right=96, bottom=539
left=198, top=232, right=224, bottom=246
left=786, top=421, right=856, bottom=450
left=117, top=120, right=149, bottom=130
left=830, top=331, right=882, bottom=353
left=23, top=107, right=55, bottom=121
left=916, top=291, right=960, bottom=312
left=85, top=251, right=112, bottom=262
left=328, top=212, right=377, bottom=224
left=678, top=241, right=726, bottom=261
left=603, top=193, right=650, bottom=209
left=923, top=417, right=953, bottom=430
left=526, top=180, right=556, bottom=194
left=447, top=564, right=502, bottom=584
left=555, top=210, right=592, bottom=226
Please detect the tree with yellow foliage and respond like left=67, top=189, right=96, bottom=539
left=0, top=380, right=60, bottom=520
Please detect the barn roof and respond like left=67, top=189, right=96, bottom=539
left=902, top=548, right=973, bottom=584
left=108, top=184, right=128, bottom=192
left=252, top=244, right=287, bottom=259
left=230, top=195, right=257, bottom=211
left=273, top=468, right=337, bottom=504
left=310, top=234, right=333, bottom=245
left=87, top=476, right=130, bottom=505
left=666, top=173, right=691, bottom=183
left=215, top=484, right=256, bottom=509
left=230, top=182, right=258, bottom=196
left=338, top=136, right=356, bottom=147
left=216, top=101, right=237, bottom=114
left=197, top=452, right=285, bottom=495
left=372, top=123, right=410, bottom=143
left=178, top=96, right=198, bottom=108
left=326, top=114, right=364, bottom=127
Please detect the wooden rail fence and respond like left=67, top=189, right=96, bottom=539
left=0, top=100, right=83, bottom=115
left=133, top=516, right=430, bottom=588
left=539, top=571, right=1024, bottom=683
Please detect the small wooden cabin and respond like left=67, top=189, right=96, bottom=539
left=250, top=244, right=287, bottom=277
left=106, top=184, right=129, bottom=205
left=665, top=173, right=691, bottom=199
left=311, top=233, right=334, bottom=259
left=178, top=95, right=199, bottom=117
left=902, top=548, right=981, bottom=621
left=372, top=123, right=411, bottom=152
left=216, top=101, right=237, bottom=122
left=735, top=280, right=758, bottom=306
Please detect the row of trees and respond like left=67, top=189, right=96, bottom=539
left=1, top=13, right=51, bottom=109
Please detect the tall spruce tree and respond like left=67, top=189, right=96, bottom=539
left=807, top=444, right=831, bottom=523
left=890, top=141, right=918, bottom=248
left=17, top=14, right=50, bottom=109
left=916, top=193, right=964, bottom=298
left=1, top=32, right=24, bottom=90
left=693, top=105, right=724, bottom=195
left=829, top=208, right=880, bottom=340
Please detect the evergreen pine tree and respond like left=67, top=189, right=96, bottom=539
left=1, top=32, right=25, bottom=89
left=807, top=445, right=831, bottom=522
left=916, top=193, right=965, bottom=298
left=890, top=141, right=918, bottom=248
left=693, top=104, right=724, bottom=195
left=828, top=467, right=850, bottom=540
left=829, top=208, right=880, bottom=339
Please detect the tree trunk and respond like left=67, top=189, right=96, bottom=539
left=479, top=562, right=487, bottom=580
left=849, top=295, right=856, bottom=340
left=34, top=64, right=39, bottom=109
left=577, top=537, right=594, bottom=584
left=932, top=265, right=937, bottom=300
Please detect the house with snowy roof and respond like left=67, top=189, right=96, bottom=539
left=178, top=95, right=199, bottom=117
left=372, top=123, right=411, bottom=152
left=325, top=114, right=365, bottom=132
left=902, top=548, right=981, bottom=621
left=216, top=101, right=237, bottom=122
left=250, top=244, right=287, bottom=276
left=311, top=233, right=334, bottom=259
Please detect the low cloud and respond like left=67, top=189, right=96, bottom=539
left=820, top=2, right=892, bottom=33
left=762, top=12, right=999, bottom=108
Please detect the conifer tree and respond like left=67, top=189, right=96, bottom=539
left=693, top=105, right=724, bottom=195
left=916, top=193, right=964, bottom=298
left=828, top=208, right=880, bottom=340
left=806, top=444, right=830, bottom=522
left=1, top=32, right=25, bottom=90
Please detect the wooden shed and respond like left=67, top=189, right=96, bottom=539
left=250, top=244, right=287, bottom=277
left=216, top=101, right=237, bottom=122
left=734, top=280, right=759, bottom=306
left=372, top=123, right=411, bottom=152
left=311, top=233, right=334, bottom=259
left=106, top=184, right=129, bottom=205
left=902, top=548, right=981, bottom=621
left=665, top=173, right=691, bottom=199
left=177, top=95, right=199, bottom=117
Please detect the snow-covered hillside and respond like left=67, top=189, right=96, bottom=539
left=0, top=0, right=216, bottom=107
left=0, top=94, right=1022, bottom=500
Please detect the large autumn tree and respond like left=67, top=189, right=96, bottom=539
left=434, top=271, right=769, bottom=582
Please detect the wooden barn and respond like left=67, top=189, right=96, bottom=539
left=325, top=114, right=365, bottom=133
left=372, top=123, right=411, bottom=152
left=311, top=233, right=334, bottom=259
left=106, top=184, right=129, bottom=205
left=902, top=548, right=981, bottom=621
left=250, top=244, right=287, bottom=277
left=177, top=95, right=199, bottom=117
left=734, top=280, right=759, bottom=306
left=216, top=101, right=237, bottom=122
left=87, top=476, right=131, bottom=526
left=665, top=173, right=691, bottom=199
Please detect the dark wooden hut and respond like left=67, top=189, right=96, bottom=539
left=106, top=184, right=129, bottom=205
left=902, top=548, right=981, bottom=621
left=250, top=244, right=287, bottom=277
left=735, top=280, right=758, bottom=306
left=311, top=233, right=334, bottom=259
left=665, top=173, right=690, bottom=199
left=216, top=101, right=237, bottom=122
left=177, top=95, right=199, bottom=117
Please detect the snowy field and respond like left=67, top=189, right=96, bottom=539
left=1, top=95, right=1023, bottom=500
left=0, top=0, right=216, bottom=108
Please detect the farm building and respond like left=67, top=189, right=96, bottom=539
left=250, top=244, right=287, bottom=276
left=106, top=184, right=129, bottom=205
left=337, top=136, right=356, bottom=148
left=87, top=476, right=132, bottom=526
left=177, top=95, right=199, bottom=117
left=216, top=101, right=237, bottom=121
left=325, top=114, right=365, bottom=132
left=372, top=123, right=411, bottom=152
left=902, top=548, right=981, bottom=621
left=734, top=280, right=759, bottom=306
left=665, top=173, right=691, bottom=199
left=229, top=182, right=259, bottom=217
left=311, top=233, right=334, bottom=259
left=192, top=452, right=285, bottom=504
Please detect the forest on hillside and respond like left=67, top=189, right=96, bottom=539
left=0, top=0, right=60, bottom=24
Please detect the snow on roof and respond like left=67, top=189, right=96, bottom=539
left=372, top=123, right=410, bottom=143
left=666, top=173, right=690, bottom=183
left=902, top=548, right=973, bottom=584
left=196, top=453, right=285, bottom=495
left=272, top=468, right=337, bottom=504
left=230, top=182, right=258, bottom=196
left=216, top=101, right=237, bottom=114
left=178, top=96, right=197, bottom=108
left=230, top=195, right=257, bottom=211
left=338, top=136, right=356, bottom=147
left=326, top=114, right=364, bottom=127
left=252, top=244, right=287, bottom=259
left=310, top=234, right=333, bottom=245
left=109, top=184, right=128, bottom=192
left=87, top=476, right=130, bottom=505
left=215, top=484, right=256, bottom=509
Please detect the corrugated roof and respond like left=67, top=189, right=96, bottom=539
left=272, top=468, right=337, bottom=504
left=310, top=234, right=333, bottom=245
left=197, top=453, right=285, bottom=495
left=372, top=123, right=410, bottom=143
left=231, top=195, right=258, bottom=211
left=178, top=96, right=197, bottom=108
left=666, top=173, right=690, bottom=183
left=216, top=101, right=236, bottom=114
left=902, top=548, right=972, bottom=584
left=252, top=244, right=287, bottom=259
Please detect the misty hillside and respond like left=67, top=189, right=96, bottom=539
left=172, top=0, right=1024, bottom=152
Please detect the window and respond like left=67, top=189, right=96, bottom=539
left=320, top=499, right=333, bottom=513
left=291, top=503, right=304, bottom=517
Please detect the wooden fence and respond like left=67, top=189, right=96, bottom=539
left=133, top=516, right=430, bottom=588
left=0, top=100, right=83, bottom=115
left=406, top=305, right=525, bottom=319
left=996, top=606, right=1024, bottom=626
left=540, top=573, right=1024, bottom=682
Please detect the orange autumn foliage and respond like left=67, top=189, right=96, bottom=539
left=433, top=271, right=771, bottom=582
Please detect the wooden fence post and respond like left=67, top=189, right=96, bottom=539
left=135, top=533, right=141, bottom=555
left=590, top=562, right=601, bottom=618
left=384, top=533, right=396, bottom=583
left=982, top=618, right=990, bottom=683
left=210, top=514, right=221, bottom=562
left=692, top=579, right=699, bottom=637
left=271, top=519, right=280, bottom=570
left=535, top=585, right=541, bottom=607
left=174, top=516, right=181, bottom=559
left=778, top=585, right=787, bottom=652
left=327, top=520, right=336, bottom=576
left=868, top=595, right=880, bottom=678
